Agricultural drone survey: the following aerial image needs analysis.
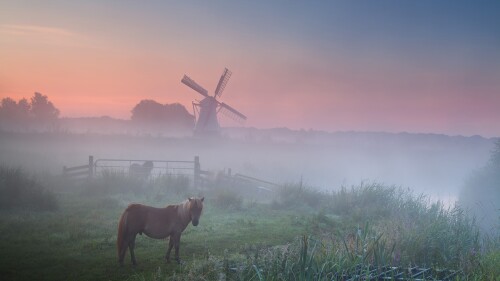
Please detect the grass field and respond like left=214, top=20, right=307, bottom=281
left=0, top=196, right=310, bottom=280
left=0, top=168, right=498, bottom=280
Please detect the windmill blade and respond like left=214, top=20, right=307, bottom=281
left=214, top=68, right=232, bottom=98
left=181, top=75, right=209, bottom=97
left=219, top=102, right=247, bottom=123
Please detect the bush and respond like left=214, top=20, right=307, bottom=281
left=81, top=171, right=193, bottom=202
left=273, top=181, right=324, bottom=210
left=82, top=169, right=144, bottom=196
left=212, top=188, right=243, bottom=210
left=329, top=183, right=482, bottom=269
left=459, top=140, right=500, bottom=235
left=151, top=174, right=191, bottom=196
left=330, top=183, right=399, bottom=220
left=0, top=166, right=58, bottom=211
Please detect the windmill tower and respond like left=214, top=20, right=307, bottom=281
left=181, top=68, right=246, bottom=136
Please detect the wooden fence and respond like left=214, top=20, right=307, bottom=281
left=62, top=155, right=204, bottom=188
left=62, top=156, right=94, bottom=180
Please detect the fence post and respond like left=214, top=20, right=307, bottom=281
left=194, top=156, right=200, bottom=189
left=88, top=155, right=94, bottom=178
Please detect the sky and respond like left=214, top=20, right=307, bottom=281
left=1, top=0, right=499, bottom=137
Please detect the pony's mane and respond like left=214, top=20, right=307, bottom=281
left=172, top=198, right=203, bottom=220
left=176, top=199, right=191, bottom=220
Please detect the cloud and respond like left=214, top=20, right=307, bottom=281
left=0, top=24, right=75, bottom=37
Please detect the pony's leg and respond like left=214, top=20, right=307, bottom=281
left=165, top=235, right=174, bottom=263
left=118, top=235, right=128, bottom=266
left=118, top=245, right=127, bottom=266
left=173, top=233, right=181, bottom=264
left=129, top=234, right=138, bottom=266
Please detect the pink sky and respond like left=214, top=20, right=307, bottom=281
left=1, top=2, right=499, bottom=137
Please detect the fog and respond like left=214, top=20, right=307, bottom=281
left=0, top=127, right=495, bottom=206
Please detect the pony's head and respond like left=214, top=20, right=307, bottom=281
left=188, top=197, right=204, bottom=226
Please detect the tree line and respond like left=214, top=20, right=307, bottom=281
left=0, top=93, right=194, bottom=132
left=0, top=92, right=59, bottom=131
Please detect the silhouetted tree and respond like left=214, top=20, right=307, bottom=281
left=131, top=100, right=164, bottom=123
left=18, top=98, right=31, bottom=118
left=131, top=99, right=194, bottom=130
left=0, top=97, right=31, bottom=130
left=0, top=97, right=30, bottom=120
left=459, top=140, right=500, bottom=235
left=0, top=92, right=59, bottom=131
left=490, top=140, right=500, bottom=167
left=30, top=92, right=59, bottom=121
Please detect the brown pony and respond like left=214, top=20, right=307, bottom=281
left=117, top=197, right=204, bottom=266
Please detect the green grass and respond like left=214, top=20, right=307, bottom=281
left=0, top=189, right=307, bottom=281
left=0, top=172, right=498, bottom=280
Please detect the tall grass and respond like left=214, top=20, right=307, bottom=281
left=328, top=184, right=483, bottom=270
left=272, top=181, right=324, bottom=210
left=211, top=187, right=243, bottom=210
left=81, top=170, right=192, bottom=200
left=132, top=183, right=497, bottom=280
left=0, top=166, right=58, bottom=211
left=2, top=167, right=496, bottom=280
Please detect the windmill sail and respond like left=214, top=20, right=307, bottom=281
left=219, top=102, right=247, bottom=123
left=181, top=75, right=209, bottom=97
left=214, top=68, right=232, bottom=98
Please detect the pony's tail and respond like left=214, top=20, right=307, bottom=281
left=117, top=209, right=129, bottom=262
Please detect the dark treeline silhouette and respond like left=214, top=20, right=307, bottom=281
left=1, top=94, right=194, bottom=134
left=0, top=92, right=60, bottom=131
left=131, top=99, right=194, bottom=131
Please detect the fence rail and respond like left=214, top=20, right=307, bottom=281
left=62, top=155, right=204, bottom=188
left=62, top=156, right=93, bottom=180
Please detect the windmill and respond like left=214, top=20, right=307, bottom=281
left=181, top=68, right=246, bottom=136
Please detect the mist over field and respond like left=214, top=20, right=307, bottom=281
left=0, top=128, right=495, bottom=204
left=1, top=93, right=499, bottom=280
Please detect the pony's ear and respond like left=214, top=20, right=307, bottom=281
left=200, top=197, right=204, bottom=202
left=188, top=197, right=193, bottom=202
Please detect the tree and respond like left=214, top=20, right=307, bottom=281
left=17, top=98, right=31, bottom=118
left=131, top=99, right=194, bottom=129
left=30, top=92, right=59, bottom=121
left=0, top=97, right=31, bottom=130
left=459, top=140, right=500, bottom=235
left=0, top=97, right=30, bottom=119
left=0, top=92, right=60, bottom=131
left=131, top=100, right=165, bottom=123
left=490, top=140, right=500, bottom=167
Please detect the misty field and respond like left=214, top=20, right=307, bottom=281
left=0, top=132, right=499, bottom=280
left=0, top=167, right=498, bottom=281
left=0, top=173, right=301, bottom=280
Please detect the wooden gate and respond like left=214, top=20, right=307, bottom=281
left=62, top=155, right=204, bottom=188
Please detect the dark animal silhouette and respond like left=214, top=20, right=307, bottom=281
left=129, top=161, right=154, bottom=179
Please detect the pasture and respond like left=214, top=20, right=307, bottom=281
left=0, top=132, right=498, bottom=280
left=0, top=172, right=306, bottom=281
left=0, top=168, right=498, bottom=281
